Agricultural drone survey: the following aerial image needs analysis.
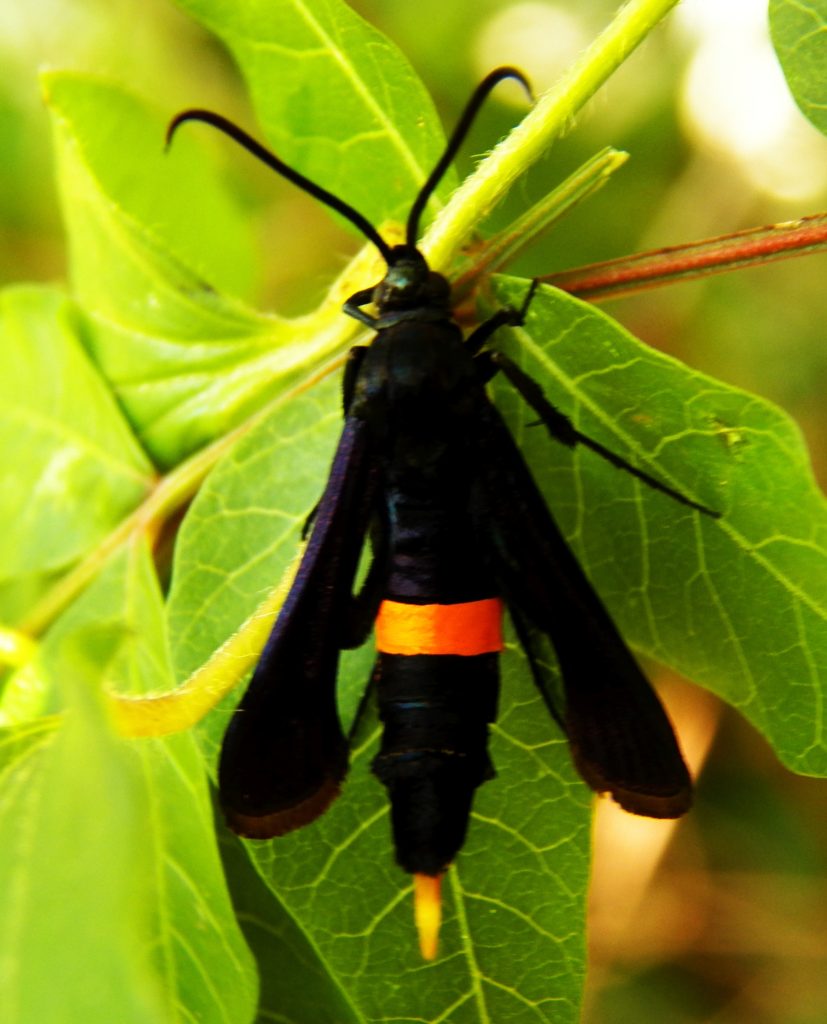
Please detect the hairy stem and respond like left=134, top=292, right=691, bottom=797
left=423, top=0, right=682, bottom=268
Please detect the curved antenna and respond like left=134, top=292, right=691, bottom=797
left=166, top=110, right=395, bottom=265
left=405, top=66, right=533, bottom=248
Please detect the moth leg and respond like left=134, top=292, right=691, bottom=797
left=346, top=668, right=378, bottom=747
left=342, top=515, right=388, bottom=649
left=464, top=279, right=539, bottom=356
left=473, top=350, right=498, bottom=385
left=491, top=351, right=720, bottom=518
left=343, top=287, right=379, bottom=328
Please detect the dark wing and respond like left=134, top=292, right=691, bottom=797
left=473, top=400, right=691, bottom=818
left=219, top=416, right=380, bottom=838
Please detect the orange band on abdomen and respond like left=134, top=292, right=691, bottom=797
left=375, top=598, right=504, bottom=656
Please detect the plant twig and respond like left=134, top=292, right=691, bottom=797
left=545, top=213, right=827, bottom=302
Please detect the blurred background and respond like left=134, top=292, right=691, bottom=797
left=3, top=0, right=826, bottom=1020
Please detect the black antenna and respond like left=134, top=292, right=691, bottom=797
left=166, top=110, right=395, bottom=264
left=405, top=66, right=533, bottom=248
left=167, top=67, right=532, bottom=267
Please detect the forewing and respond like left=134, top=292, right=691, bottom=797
left=219, top=416, right=380, bottom=837
left=474, top=401, right=691, bottom=817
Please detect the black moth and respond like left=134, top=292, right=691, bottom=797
left=169, top=68, right=717, bottom=957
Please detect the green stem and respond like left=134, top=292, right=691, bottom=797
left=423, top=0, right=681, bottom=268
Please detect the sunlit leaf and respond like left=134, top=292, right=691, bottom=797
left=0, top=542, right=258, bottom=1023
left=0, top=630, right=165, bottom=1024
left=174, top=0, right=452, bottom=228
left=0, top=286, right=152, bottom=620
left=493, top=277, right=827, bottom=774
left=46, top=71, right=353, bottom=466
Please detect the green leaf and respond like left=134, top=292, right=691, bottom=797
left=173, top=0, right=451, bottom=227
left=44, top=70, right=257, bottom=300
left=219, top=831, right=362, bottom=1024
left=1, top=541, right=258, bottom=1023
left=492, top=277, right=827, bottom=775
left=167, top=371, right=337, bottom=671
left=45, top=71, right=353, bottom=467
left=770, top=0, right=827, bottom=136
left=0, top=286, right=152, bottom=620
left=0, top=631, right=166, bottom=1024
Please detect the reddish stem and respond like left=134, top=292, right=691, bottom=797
left=544, top=213, right=827, bottom=302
